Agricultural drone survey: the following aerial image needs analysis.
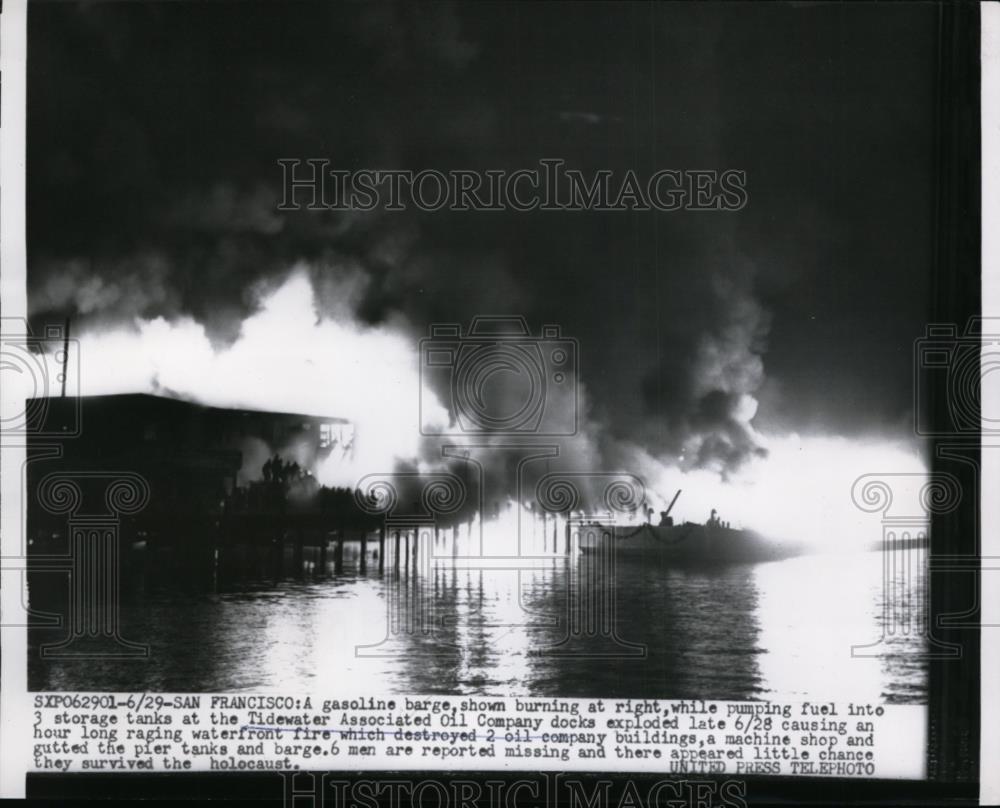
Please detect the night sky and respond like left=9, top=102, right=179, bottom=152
left=27, top=1, right=939, bottom=475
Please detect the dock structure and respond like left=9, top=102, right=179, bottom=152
left=27, top=393, right=587, bottom=590
left=25, top=392, right=369, bottom=583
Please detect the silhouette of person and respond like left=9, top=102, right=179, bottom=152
left=271, top=454, right=284, bottom=484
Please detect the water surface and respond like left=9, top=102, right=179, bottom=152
left=28, top=537, right=927, bottom=703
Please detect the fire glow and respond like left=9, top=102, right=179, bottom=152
left=61, top=269, right=927, bottom=552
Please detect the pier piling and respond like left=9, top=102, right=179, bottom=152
left=334, top=532, right=344, bottom=574
left=272, top=532, right=284, bottom=579
left=293, top=528, right=304, bottom=574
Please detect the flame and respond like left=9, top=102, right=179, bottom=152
left=642, top=433, right=928, bottom=552
left=71, top=268, right=449, bottom=487
left=64, top=267, right=926, bottom=554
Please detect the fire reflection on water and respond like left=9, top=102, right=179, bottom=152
left=28, top=516, right=928, bottom=705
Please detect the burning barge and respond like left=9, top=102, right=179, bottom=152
left=577, top=490, right=804, bottom=565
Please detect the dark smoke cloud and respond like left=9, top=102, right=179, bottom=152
left=28, top=1, right=936, bottom=482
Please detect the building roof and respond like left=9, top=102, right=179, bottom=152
left=28, top=392, right=350, bottom=424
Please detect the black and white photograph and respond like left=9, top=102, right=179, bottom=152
left=0, top=0, right=991, bottom=802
